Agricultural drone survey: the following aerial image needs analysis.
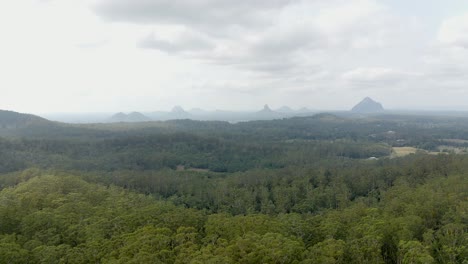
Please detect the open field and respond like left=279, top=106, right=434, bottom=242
left=392, top=147, right=420, bottom=157
left=392, top=146, right=453, bottom=157
left=442, top=139, right=468, bottom=144
left=437, top=145, right=468, bottom=154
left=176, top=165, right=211, bottom=172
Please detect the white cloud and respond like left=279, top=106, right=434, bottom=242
left=419, top=12, right=468, bottom=92
left=1, top=0, right=466, bottom=113
left=116, top=0, right=410, bottom=81
left=315, top=0, right=382, bottom=32
left=342, top=67, right=414, bottom=83
left=139, top=29, right=215, bottom=53
left=93, top=0, right=293, bottom=33
left=438, top=13, right=468, bottom=48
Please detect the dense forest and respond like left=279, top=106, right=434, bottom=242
left=0, top=111, right=466, bottom=263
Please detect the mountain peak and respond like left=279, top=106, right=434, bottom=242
left=351, top=97, right=384, bottom=113
left=109, top=112, right=150, bottom=122
left=171, top=106, right=186, bottom=114
left=262, top=104, right=272, bottom=112
left=112, top=112, right=127, bottom=118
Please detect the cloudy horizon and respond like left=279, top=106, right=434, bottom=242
left=2, top=0, right=468, bottom=114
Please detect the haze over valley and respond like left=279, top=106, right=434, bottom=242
left=42, top=97, right=468, bottom=124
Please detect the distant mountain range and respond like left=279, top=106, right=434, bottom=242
left=105, top=105, right=317, bottom=123
left=146, top=106, right=191, bottom=121
left=34, top=97, right=390, bottom=123
left=42, top=99, right=387, bottom=123
left=110, top=112, right=151, bottom=123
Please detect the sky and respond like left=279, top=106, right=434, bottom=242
left=1, top=0, right=468, bottom=114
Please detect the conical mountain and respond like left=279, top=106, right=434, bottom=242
left=171, top=106, right=187, bottom=114
left=259, top=104, right=273, bottom=113
left=251, top=104, right=284, bottom=120
left=169, top=106, right=191, bottom=119
left=351, top=97, right=384, bottom=113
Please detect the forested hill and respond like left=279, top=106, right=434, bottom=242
left=0, top=110, right=467, bottom=263
left=2, top=112, right=468, bottom=174
left=0, top=110, right=117, bottom=139
left=0, top=110, right=51, bottom=128
left=5, top=110, right=468, bottom=144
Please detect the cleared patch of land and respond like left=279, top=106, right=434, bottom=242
left=442, top=139, right=468, bottom=144
left=176, top=165, right=210, bottom=172
left=392, top=147, right=419, bottom=157
left=392, top=146, right=450, bottom=157
left=437, top=145, right=468, bottom=154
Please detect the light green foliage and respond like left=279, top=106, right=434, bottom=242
left=306, top=238, right=346, bottom=264
left=0, top=171, right=465, bottom=263
left=0, top=234, right=30, bottom=263
left=226, top=232, right=304, bottom=264
left=399, top=240, right=434, bottom=264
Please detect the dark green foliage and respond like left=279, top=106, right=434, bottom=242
left=0, top=113, right=467, bottom=263
left=0, top=169, right=465, bottom=263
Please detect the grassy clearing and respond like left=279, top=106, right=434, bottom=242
left=176, top=165, right=210, bottom=172
left=392, top=147, right=420, bottom=157
left=392, top=147, right=453, bottom=157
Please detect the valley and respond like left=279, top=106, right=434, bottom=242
left=0, top=109, right=466, bottom=263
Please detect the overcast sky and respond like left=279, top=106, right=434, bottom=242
left=1, top=0, right=468, bottom=114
